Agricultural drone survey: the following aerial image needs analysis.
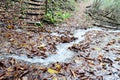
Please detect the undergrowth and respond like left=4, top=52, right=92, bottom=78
left=43, top=0, right=75, bottom=24
left=87, top=0, right=120, bottom=28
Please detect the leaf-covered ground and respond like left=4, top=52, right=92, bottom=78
left=0, top=1, right=120, bottom=80
left=0, top=26, right=120, bottom=80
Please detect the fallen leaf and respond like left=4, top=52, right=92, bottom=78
left=62, top=76, right=67, bottom=80
left=98, top=54, right=103, bottom=61
left=107, top=39, right=116, bottom=46
left=0, top=76, right=5, bottom=80
left=38, top=44, right=45, bottom=49
left=115, top=57, right=120, bottom=61
left=11, top=40, right=18, bottom=45
left=37, top=44, right=46, bottom=51
left=7, top=67, right=13, bottom=72
left=70, top=69, right=76, bottom=78
left=0, top=62, right=6, bottom=68
left=55, top=63, right=61, bottom=71
left=47, top=68, right=58, bottom=74
left=7, top=25, right=14, bottom=29
left=53, top=77, right=57, bottom=80
left=21, top=43, right=28, bottom=48
left=9, top=38, right=15, bottom=42
left=22, top=77, right=28, bottom=80
left=93, top=46, right=101, bottom=51
left=88, top=61, right=95, bottom=66
left=5, top=33, right=12, bottom=38
left=100, top=63, right=106, bottom=67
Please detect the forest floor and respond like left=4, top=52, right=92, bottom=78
left=0, top=1, right=120, bottom=80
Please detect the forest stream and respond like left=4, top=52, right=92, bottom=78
left=0, top=0, right=120, bottom=80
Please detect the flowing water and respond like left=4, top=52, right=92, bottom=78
left=1, top=27, right=120, bottom=66
left=0, top=27, right=104, bottom=65
left=0, top=27, right=120, bottom=79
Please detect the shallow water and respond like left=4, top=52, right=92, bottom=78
left=1, top=27, right=120, bottom=65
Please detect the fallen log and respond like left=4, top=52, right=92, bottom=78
left=93, top=23, right=120, bottom=30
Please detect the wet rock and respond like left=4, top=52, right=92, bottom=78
left=118, top=39, right=120, bottom=44
left=61, top=36, right=77, bottom=43
left=0, top=21, right=5, bottom=27
left=69, top=42, right=90, bottom=52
